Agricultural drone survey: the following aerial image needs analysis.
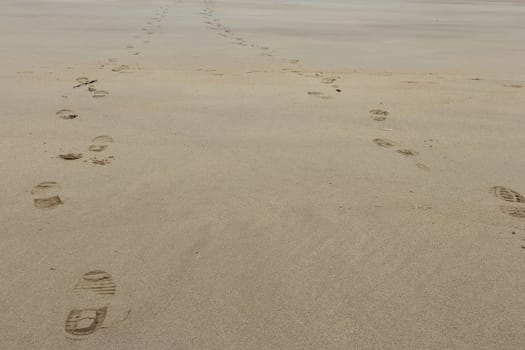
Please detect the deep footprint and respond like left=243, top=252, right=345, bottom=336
left=65, top=270, right=117, bottom=340
left=65, top=307, right=107, bottom=338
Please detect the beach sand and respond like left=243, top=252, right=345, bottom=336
left=1, top=0, right=525, bottom=348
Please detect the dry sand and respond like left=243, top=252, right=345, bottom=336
left=1, top=0, right=525, bottom=348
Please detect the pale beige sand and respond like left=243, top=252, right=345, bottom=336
left=1, top=0, right=525, bottom=348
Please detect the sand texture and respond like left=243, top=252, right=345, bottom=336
left=1, top=0, right=525, bottom=348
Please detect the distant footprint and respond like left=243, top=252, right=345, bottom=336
left=499, top=206, right=525, bottom=219
left=31, top=181, right=63, bottom=209
left=76, top=77, right=89, bottom=84
left=490, top=186, right=524, bottom=203
left=369, top=109, right=389, bottom=121
left=321, top=77, right=338, bottom=85
left=373, top=138, right=396, bottom=148
left=64, top=270, right=118, bottom=340
left=56, top=109, right=78, bottom=120
left=415, top=162, right=431, bottom=172
left=92, top=135, right=114, bottom=143
left=307, top=91, right=332, bottom=99
left=74, top=77, right=97, bottom=88
left=92, top=90, right=109, bottom=99
left=111, top=65, right=130, bottom=73
left=396, top=149, right=419, bottom=157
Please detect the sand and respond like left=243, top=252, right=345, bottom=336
left=1, top=0, right=525, bottom=348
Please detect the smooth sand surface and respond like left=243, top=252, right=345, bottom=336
left=1, top=0, right=525, bottom=348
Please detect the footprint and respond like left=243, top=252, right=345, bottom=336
left=373, top=138, right=396, bottom=148
left=89, top=145, right=107, bottom=152
left=58, top=153, right=83, bottom=160
left=56, top=109, right=78, bottom=120
left=92, top=90, right=109, bottom=98
left=500, top=206, right=525, bottom=219
left=321, top=77, right=337, bottom=84
left=89, top=136, right=113, bottom=151
left=64, top=270, right=118, bottom=340
left=34, top=197, right=63, bottom=209
left=92, top=136, right=114, bottom=143
left=490, top=186, right=524, bottom=203
left=396, top=149, right=419, bottom=157
left=89, top=135, right=113, bottom=156
left=416, top=162, right=431, bottom=172
left=73, top=270, right=117, bottom=296
left=307, top=91, right=332, bottom=99
left=370, top=109, right=388, bottom=116
left=369, top=109, right=389, bottom=121
left=74, top=77, right=97, bottom=88
left=31, top=181, right=60, bottom=196
left=90, top=156, right=114, bottom=166
left=31, top=181, right=63, bottom=209
left=65, top=308, right=107, bottom=339
left=112, top=65, right=130, bottom=73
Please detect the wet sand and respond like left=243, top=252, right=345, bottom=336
left=1, top=0, right=525, bottom=348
